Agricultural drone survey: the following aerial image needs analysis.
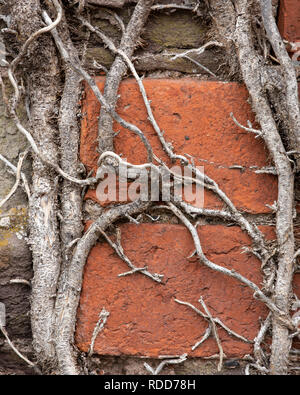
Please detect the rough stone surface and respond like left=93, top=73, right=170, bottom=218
left=0, top=210, right=33, bottom=374
left=80, top=78, right=277, bottom=213
left=76, top=223, right=296, bottom=358
left=0, top=218, right=31, bottom=337
left=278, top=0, right=300, bottom=42
left=0, top=88, right=33, bottom=374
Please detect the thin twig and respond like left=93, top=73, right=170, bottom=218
left=169, top=202, right=288, bottom=324
left=99, top=227, right=164, bottom=283
left=9, top=278, right=31, bottom=287
left=230, top=112, right=263, bottom=138
left=183, top=55, right=217, bottom=77
left=245, top=362, right=269, bottom=375
left=125, top=213, right=140, bottom=224
left=79, top=17, right=188, bottom=164
left=98, top=151, right=203, bottom=193
left=214, top=318, right=252, bottom=343
left=174, top=298, right=251, bottom=344
left=17, top=116, right=96, bottom=185
left=80, top=18, right=188, bottom=163
left=235, top=0, right=296, bottom=374
left=182, top=165, right=273, bottom=268
left=259, top=0, right=300, bottom=165
left=65, top=238, right=80, bottom=255
left=0, top=325, right=40, bottom=372
left=170, top=41, right=224, bottom=61
left=177, top=201, right=232, bottom=221
left=144, top=353, right=187, bottom=375
left=10, top=0, right=62, bottom=71
left=294, top=248, right=300, bottom=260
left=5, top=66, right=97, bottom=187
left=151, top=4, right=194, bottom=11
left=0, top=153, right=30, bottom=199
left=253, top=313, right=271, bottom=367
left=199, top=297, right=224, bottom=371
left=192, top=326, right=212, bottom=351
left=0, top=151, right=28, bottom=209
left=99, top=151, right=273, bottom=277
left=88, top=307, right=110, bottom=357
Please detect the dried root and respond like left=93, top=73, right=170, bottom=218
left=1, top=0, right=298, bottom=376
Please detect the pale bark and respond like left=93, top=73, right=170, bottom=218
left=259, top=0, right=300, bottom=167
left=55, top=16, right=85, bottom=373
left=234, top=0, right=295, bottom=375
left=10, top=0, right=62, bottom=366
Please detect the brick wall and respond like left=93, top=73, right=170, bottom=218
left=76, top=1, right=300, bottom=371
left=278, top=0, right=300, bottom=43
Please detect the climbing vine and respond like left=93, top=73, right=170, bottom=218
left=0, top=0, right=299, bottom=375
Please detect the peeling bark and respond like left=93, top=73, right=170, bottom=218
left=259, top=0, right=300, bottom=167
left=10, top=0, right=62, bottom=367
left=234, top=0, right=295, bottom=375
left=55, top=15, right=84, bottom=374
left=56, top=12, right=84, bottom=299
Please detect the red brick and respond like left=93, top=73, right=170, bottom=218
left=80, top=78, right=277, bottom=213
left=278, top=0, right=300, bottom=43
left=76, top=224, right=288, bottom=358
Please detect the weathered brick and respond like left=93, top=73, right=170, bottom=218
left=80, top=78, right=277, bottom=213
left=75, top=223, right=300, bottom=358
left=278, top=0, right=300, bottom=43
